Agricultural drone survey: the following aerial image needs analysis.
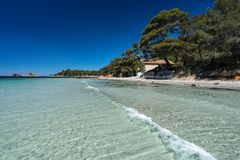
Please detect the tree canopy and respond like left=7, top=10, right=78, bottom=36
left=140, top=0, right=240, bottom=78
left=55, top=69, right=100, bottom=77
left=56, top=0, right=240, bottom=79
left=99, top=46, right=144, bottom=77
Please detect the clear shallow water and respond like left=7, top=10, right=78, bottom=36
left=0, top=78, right=239, bottom=160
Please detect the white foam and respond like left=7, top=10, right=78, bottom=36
left=123, top=106, right=217, bottom=160
left=87, top=86, right=100, bottom=92
left=81, top=80, right=88, bottom=84
left=81, top=80, right=100, bottom=92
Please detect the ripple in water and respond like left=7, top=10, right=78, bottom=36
left=1, top=78, right=238, bottom=160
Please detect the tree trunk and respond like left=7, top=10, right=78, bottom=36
left=198, top=47, right=203, bottom=62
left=164, top=57, right=172, bottom=70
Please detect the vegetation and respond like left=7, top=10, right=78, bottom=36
left=56, top=0, right=240, bottom=79
left=140, top=0, right=240, bottom=78
left=99, top=46, right=145, bottom=77
left=55, top=69, right=100, bottom=77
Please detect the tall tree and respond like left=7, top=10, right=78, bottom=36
left=140, top=8, right=191, bottom=68
left=100, top=48, right=144, bottom=77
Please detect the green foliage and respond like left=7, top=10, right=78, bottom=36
left=55, top=69, right=100, bottom=77
left=140, top=8, right=192, bottom=69
left=56, top=0, right=240, bottom=79
left=190, top=0, right=240, bottom=69
left=99, top=48, right=144, bottom=77
left=215, top=0, right=240, bottom=14
left=140, top=0, right=240, bottom=77
left=141, top=8, right=190, bottom=49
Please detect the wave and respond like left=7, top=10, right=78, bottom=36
left=81, top=80, right=88, bottom=84
left=87, top=85, right=100, bottom=92
left=121, top=105, right=216, bottom=160
left=81, top=80, right=216, bottom=159
left=80, top=80, right=100, bottom=92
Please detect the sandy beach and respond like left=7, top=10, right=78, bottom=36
left=99, top=77, right=240, bottom=91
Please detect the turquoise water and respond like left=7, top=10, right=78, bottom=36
left=0, top=78, right=239, bottom=160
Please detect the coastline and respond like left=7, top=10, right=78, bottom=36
left=99, top=77, right=240, bottom=91
left=96, top=78, right=240, bottom=159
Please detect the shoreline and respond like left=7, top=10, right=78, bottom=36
left=99, top=77, right=240, bottom=91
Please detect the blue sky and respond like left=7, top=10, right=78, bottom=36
left=0, top=0, right=214, bottom=75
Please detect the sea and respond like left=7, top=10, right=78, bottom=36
left=0, top=78, right=239, bottom=160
